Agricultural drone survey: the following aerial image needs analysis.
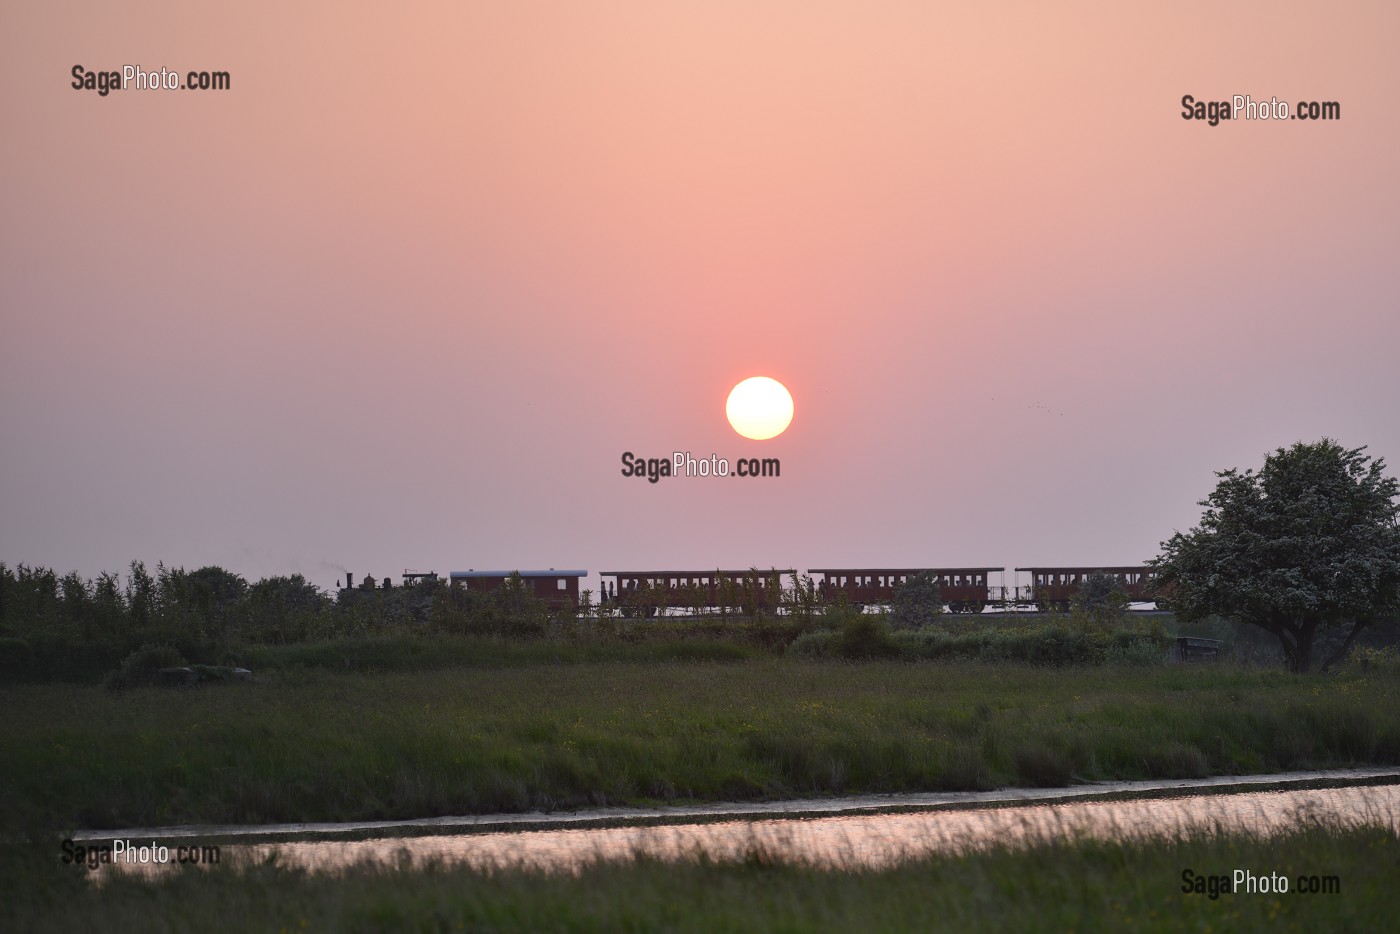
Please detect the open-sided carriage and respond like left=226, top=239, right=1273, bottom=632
left=598, top=569, right=794, bottom=617
left=1014, top=566, right=1158, bottom=612
left=807, top=568, right=1005, bottom=613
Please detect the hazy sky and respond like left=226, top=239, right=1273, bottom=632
left=3, top=2, right=1397, bottom=595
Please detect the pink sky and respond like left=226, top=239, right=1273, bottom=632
left=3, top=2, right=1398, bottom=592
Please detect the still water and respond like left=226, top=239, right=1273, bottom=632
left=89, top=782, right=1399, bottom=878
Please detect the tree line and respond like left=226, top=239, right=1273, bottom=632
left=3, top=439, right=1397, bottom=679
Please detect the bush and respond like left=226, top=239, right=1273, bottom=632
left=891, top=572, right=942, bottom=629
left=786, top=630, right=839, bottom=658
left=1350, top=645, right=1400, bottom=673
left=787, top=623, right=1169, bottom=667
left=891, top=624, right=1168, bottom=666
left=104, top=643, right=187, bottom=691
left=836, top=615, right=899, bottom=659
left=1106, top=637, right=1167, bottom=667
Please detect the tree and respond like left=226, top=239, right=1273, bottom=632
left=891, top=571, right=943, bottom=629
left=492, top=572, right=549, bottom=635
left=1070, top=571, right=1130, bottom=631
left=244, top=575, right=328, bottom=643
left=782, top=572, right=822, bottom=626
left=1153, top=440, right=1400, bottom=673
left=126, top=560, right=156, bottom=629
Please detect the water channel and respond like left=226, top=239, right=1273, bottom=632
left=75, top=770, right=1399, bottom=879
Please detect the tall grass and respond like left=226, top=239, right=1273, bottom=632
left=4, top=660, right=1397, bottom=830
left=4, top=820, right=1394, bottom=932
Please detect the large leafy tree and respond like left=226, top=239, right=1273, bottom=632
left=1153, top=440, right=1400, bottom=673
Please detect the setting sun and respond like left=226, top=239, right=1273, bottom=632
left=726, top=377, right=794, bottom=440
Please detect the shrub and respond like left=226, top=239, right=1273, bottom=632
left=891, top=571, right=942, bottom=629
left=104, top=643, right=187, bottom=691
left=1350, top=645, right=1400, bottom=673
left=1106, top=638, right=1167, bottom=667
left=889, top=624, right=1169, bottom=667
left=836, top=615, right=899, bottom=659
left=786, top=630, right=839, bottom=658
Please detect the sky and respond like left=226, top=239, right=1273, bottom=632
left=3, top=2, right=1398, bottom=596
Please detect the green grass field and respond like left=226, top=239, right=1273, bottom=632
left=5, top=821, right=1393, bottom=932
left=5, top=658, right=1398, bottom=831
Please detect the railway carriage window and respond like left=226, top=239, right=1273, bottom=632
left=557, top=579, right=566, bottom=590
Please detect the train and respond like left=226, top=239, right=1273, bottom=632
left=598, top=566, right=1160, bottom=615
left=356, top=565, right=1163, bottom=616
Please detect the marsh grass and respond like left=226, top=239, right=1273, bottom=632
left=4, top=660, right=1398, bottom=831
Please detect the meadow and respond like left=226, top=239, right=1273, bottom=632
left=4, top=655, right=1398, bottom=831
left=5, top=819, right=1394, bottom=932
